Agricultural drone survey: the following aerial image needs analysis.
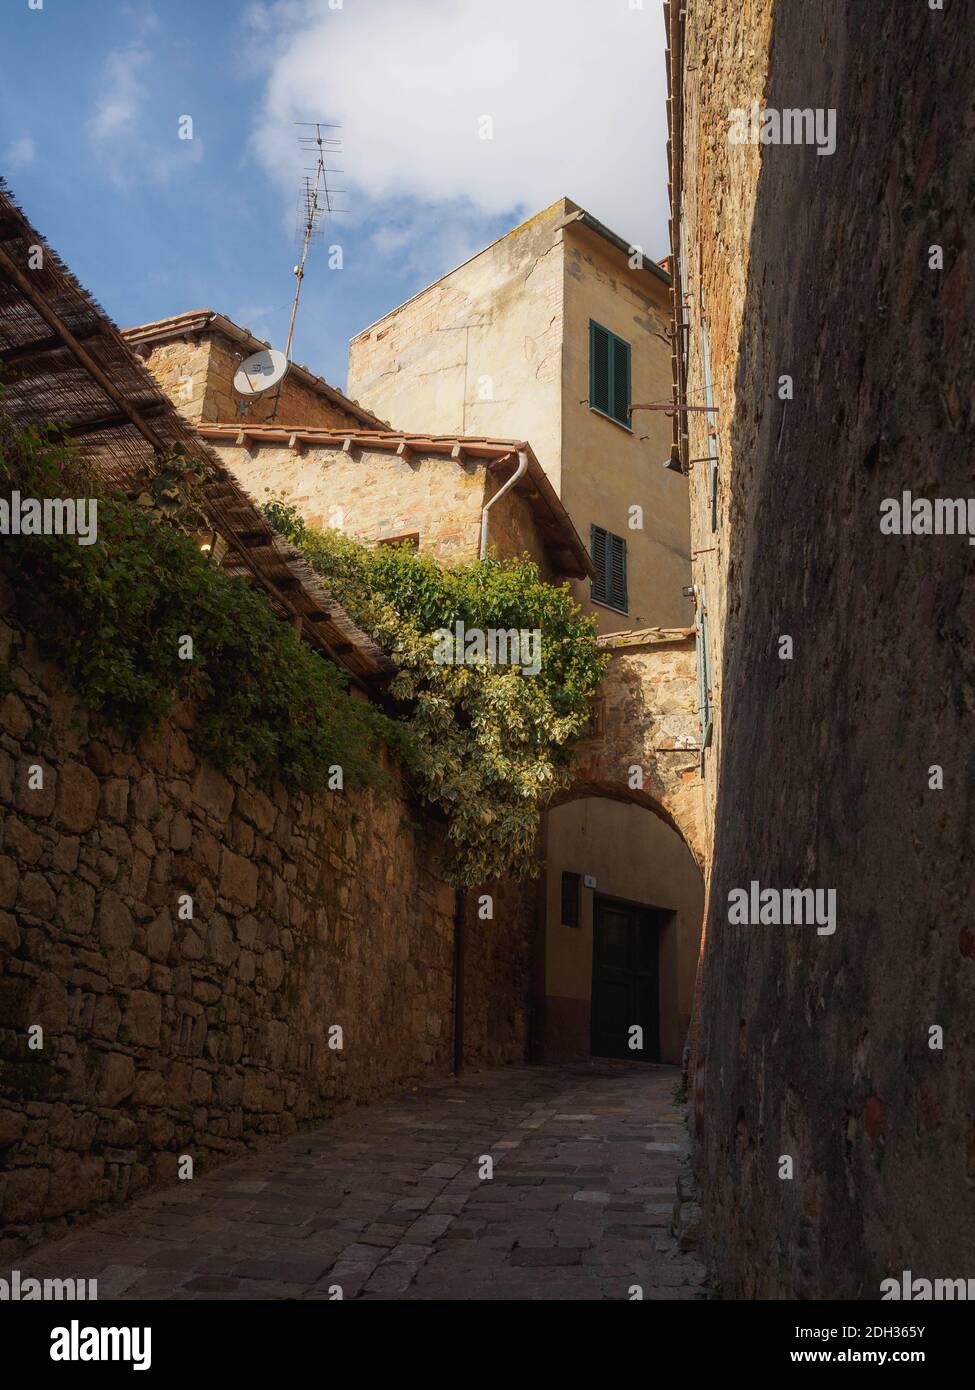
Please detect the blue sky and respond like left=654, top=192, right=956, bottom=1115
left=1, top=0, right=669, bottom=390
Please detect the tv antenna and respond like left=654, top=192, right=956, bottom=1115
left=284, top=121, right=346, bottom=362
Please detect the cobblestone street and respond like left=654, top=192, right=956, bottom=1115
left=17, top=1062, right=706, bottom=1301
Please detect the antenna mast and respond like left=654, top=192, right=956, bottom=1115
left=284, top=122, right=344, bottom=362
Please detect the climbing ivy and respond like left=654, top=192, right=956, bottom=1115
left=0, top=413, right=390, bottom=794
left=263, top=502, right=607, bottom=886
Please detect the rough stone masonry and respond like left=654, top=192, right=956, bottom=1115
left=0, top=590, right=533, bottom=1260
left=676, top=0, right=975, bottom=1297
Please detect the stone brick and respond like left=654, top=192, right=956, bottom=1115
left=0, top=911, right=20, bottom=951
left=16, top=870, right=56, bottom=921
left=146, top=909, right=173, bottom=961
left=170, top=812, right=192, bottom=851
left=102, top=778, right=130, bottom=822
left=14, top=757, right=55, bottom=817
left=97, top=1051, right=136, bottom=1106
left=54, top=760, right=100, bottom=834
left=191, top=765, right=234, bottom=822
left=219, top=847, right=258, bottom=907
left=97, top=890, right=135, bottom=953
left=57, top=878, right=96, bottom=934
left=0, top=853, right=19, bottom=909
left=132, top=773, right=159, bottom=823
left=0, top=691, right=31, bottom=739
left=122, top=991, right=162, bottom=1048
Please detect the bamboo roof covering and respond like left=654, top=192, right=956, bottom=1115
left=0, top=180, right=393, bottom=686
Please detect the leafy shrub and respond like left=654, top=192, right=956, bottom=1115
left=263, top=502, right=607, bottom=885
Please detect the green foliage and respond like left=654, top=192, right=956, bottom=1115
left=264, top=501, right=607, bottom=886
left=0, top=415, right=390, bottom=795
left=125, top=441, right=217, bottom=532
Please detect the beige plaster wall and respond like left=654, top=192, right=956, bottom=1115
left=541, top=797, right=703, bottom=1066
left=348, top=201, right=568, bottom=489
left=560, top=224, right=694, bottom=634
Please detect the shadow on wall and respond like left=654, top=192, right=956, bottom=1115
left=696, top=0, right=975, bottom=1298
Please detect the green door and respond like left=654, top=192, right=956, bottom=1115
left=590, top=898, right=662, bottom=1061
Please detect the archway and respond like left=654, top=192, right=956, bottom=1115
left=535, top=632, right=706, bottom=1065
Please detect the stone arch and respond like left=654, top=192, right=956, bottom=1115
left=563, top=629, right=705, bottom=869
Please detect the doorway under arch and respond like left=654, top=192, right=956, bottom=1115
left=533, top=794, right=704, bottom=1066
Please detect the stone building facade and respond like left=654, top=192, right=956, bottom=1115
left=669, top=0, right=975, bottom=1297
left=194, top=425, right=592, bottom=581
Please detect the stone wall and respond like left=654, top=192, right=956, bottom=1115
left=135, top=333, right=369, bottom=431
left=679, top=0, right=975, bottom=1297
left=0, top=599, right=533, bottom=1258
left=209, top=439, right=555, bottom=576
left=565, top=632, right=704, bottom=867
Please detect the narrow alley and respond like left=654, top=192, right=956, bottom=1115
left=17, top=1064, right=705, bottom=1302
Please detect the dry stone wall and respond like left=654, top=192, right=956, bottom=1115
left=0, top=596, right=533, bottom=1258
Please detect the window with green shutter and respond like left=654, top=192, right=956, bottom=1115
left=590, top=524, right=628, bottom=613
left=589, top=320, right=631, bottom=428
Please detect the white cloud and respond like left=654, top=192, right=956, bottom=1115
left=88, top=42, right=152, bottom=144
left=248, top=0, right=670, bottom=261
left=4, top=136, right=36, bottom=171
left=85, top=24, right=205, bottom=189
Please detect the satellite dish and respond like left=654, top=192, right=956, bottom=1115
left=233, top=348, right=290, bottom=396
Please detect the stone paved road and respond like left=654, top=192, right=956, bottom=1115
left=17, top=1061, right=706, bottom=1301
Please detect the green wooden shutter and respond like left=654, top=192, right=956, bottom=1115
left=591, top=525, right=627, bottom=612
left=590, top=524, right=608, bottom=604
left=590, top=323, right=611, bottom=415
left=608, top=532, right=628, bottom=611
left=611, top=337, right=631, bottom=425
left=590, top=321, right=631, bottom=427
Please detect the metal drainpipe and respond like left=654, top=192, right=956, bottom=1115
left=453, top=890, right=465, bottom=1075
left=479, top=450, right=529, bottom=559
